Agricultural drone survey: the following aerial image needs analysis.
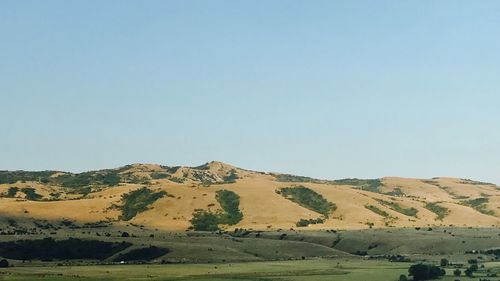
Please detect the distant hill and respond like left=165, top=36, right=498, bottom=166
left=0, top=161, right=498, bottom=231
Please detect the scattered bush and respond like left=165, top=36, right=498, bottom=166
left=462, top=197, right=495, bottom=216
left=0, top=259, right=8, bottom=267
left=385, top=187, right=405, bottom=196
left=277, top=186, right=336, bottom=217
left=354, top=250, right=368, bottom=256
left=365, top=204, right=389, bottom=217
left=468, top=259, right=478, bottom=264
left=375, top=199, right=418, bottom=217
left=460, top=179, right=495, bottom=186
left=169, top=177, right=185, bottom=183
left=332, top=178, right=383, bottom=193
left=425, top=202, right=449, bottom=220
left=296, top=218, right=324, bottom=227
left=387, top=255, right=411, bottom=262
left=465, top=267, right=475, bottom=277
left=273, top=174, right=323, bottom=183
left=150, top=172, right=169, bottom=179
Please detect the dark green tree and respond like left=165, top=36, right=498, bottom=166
left=190, top=210, right=220, bottom=231
left=408, top=264, right=445, bottom=281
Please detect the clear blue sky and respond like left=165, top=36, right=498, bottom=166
left=1, top=1, right=499, bottom=183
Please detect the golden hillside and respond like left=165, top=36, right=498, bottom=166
left=0, top=161, right=499, bottom=231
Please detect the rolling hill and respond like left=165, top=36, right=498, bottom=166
left=0, top=161, right=499, bottom=232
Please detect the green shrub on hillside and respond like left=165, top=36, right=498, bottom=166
left=169, top=177, right=185, bottom=183
left=273, top=174, right=384, bottom=193
left=53, top=170, right=120, bottom=188
left=21, top=187, right=42, bottom=201
left=223, top=170, right=239, bottom=184
left=425, top=202, right=449, bottom=220
left=190, top=190, right=244, bottom=231
left=190, top=210, right=221, bottom=231
left=460, top=179, right=495, bottom=186
left=119, top=187, right=167, bottom=221
left=365, top=204, right=389, bottom=217
left=6, top=187, right=19, bottom=197
left=385, top=187, right=405, bottom=196
left=150, top=172, right=169, bottom=179
left=277, top=186, right=336, bottom=217
left=273, top=174, right=323, bottom=183
left=462, top=197, right=495, bottom=216
left=332, top=178, right=383, bottom=193
left=0, top=171, right=57, bottom=184
left=216, top=190, right=243, bottom=225
left=375, top=199, right=418, bottom=217
left=296, top=217, right=324, bottom=227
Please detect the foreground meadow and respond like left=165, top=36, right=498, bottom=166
left=1, top=259, right=500, bottom=281
left=0, top=259, right=408, bottom=281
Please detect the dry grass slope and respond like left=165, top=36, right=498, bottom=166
left=0, top=162, right=498, bottom=231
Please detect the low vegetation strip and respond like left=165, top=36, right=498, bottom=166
left=0, top=170, right=121, bottom=189
left=273, top=173, right=324, bottom=183
left=190, top=189, right=243, bottom=231
left=460, top=178, right=496, bottom=186
left=375, top=199, right=418, bottom=217
left=272, top=175, right=384, bottom=194
left=462, top=197, right=495, bottom=216
left=119, top=187, right=168, bottom=221
left=0, top=238, right=131, bottom=260
left=331, top=178, right=383, bottom=193
left=296, top=217, right=324, bottom=227
left=277, top=186, right=336, bottom=217
left=0, top=171, right=58, bottom=184
left=424, top=202, right=449, bottom=220
left=365, top=205, right=389, bottom=217
left=113, top=246, right=169, bottom=262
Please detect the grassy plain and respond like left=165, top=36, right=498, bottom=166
left=1, top=259, right=500, bottom=281
left=0, top=228, right=499, bottom=280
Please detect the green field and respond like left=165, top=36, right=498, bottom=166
left=1, top=226, right=499, bottom=280
left=0, top=259, right=412, bottom=281
left=1, top=259, right=500, bottom=281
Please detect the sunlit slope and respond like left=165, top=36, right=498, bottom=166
left=0, top=161, right=498, bottom=230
